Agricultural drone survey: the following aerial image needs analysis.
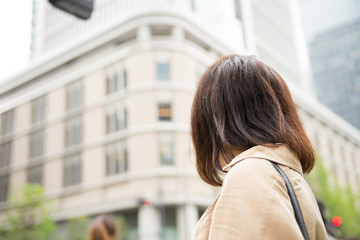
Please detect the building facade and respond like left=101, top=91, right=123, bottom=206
left=309, top=19, right=360, bottom=130
left=1, top=1, right=360, bottom=239
left=298, top=0, right=360, bottom=130
left=31, top=0, right=311, bottom=90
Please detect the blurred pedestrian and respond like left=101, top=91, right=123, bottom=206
left=88, top=214, right=119, bottom=240
left=191, top=55, right=327, bottom=239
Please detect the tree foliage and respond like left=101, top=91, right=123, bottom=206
left=307, top=156, right=360, bottom=238
left=0, top=184, right=56, bottom=240
left=65, top=216, right=89, bottom=240
left=0, top=184, right=132, bottom=240
left=115, top=215, right=129, bottom=240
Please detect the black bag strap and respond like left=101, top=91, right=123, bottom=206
left=270, top=162, right=310, bottom=240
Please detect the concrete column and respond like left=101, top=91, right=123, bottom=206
left=177, top=204, right=199, bottom=240
left=288, top=0, right=312, bottom=93
left=138, top=204, right=161, bottom=240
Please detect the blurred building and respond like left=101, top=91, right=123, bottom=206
left=31, top=0, right=311, bottom=91
left=298, top=0, right=360, bottom=130
left=309, top=19, right=360, bottom=130
left=0, top=0, right=360, bottom=239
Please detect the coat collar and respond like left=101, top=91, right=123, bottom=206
left=222, top=144, right=304, bottom=175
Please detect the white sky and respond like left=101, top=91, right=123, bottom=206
left=0, top=1, right=32, bottom=85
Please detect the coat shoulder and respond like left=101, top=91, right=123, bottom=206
left=223, top=157, right=279, bottom=189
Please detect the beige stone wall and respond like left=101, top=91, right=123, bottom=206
left=45, top=122, right=64, bottom=155
left=44, top=158, right=63, bottom=192
left=128, top=133, right=158, bottom=171
left=128, top=92, right=156, bottom=126
left=84, top=69, right=106, bottom=105
left=15, top=102, right=31, bottom=131
left=12, top=136, right=29, bottom=166
left=47, top=87, right=65, bottom=119
left=173, top=91, right=193, bottom=124
left=172, top=52, right=197, bottom=85
left=127, top=51, right=155, bottom=86
left=175, top=132, right=194, bottom=169
left=82, top=146, right=105, bottom=184
left=83, top=107, right=105, bottom=143
left=10, top=170, right=27, bottom=192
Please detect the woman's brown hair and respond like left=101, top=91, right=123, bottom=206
left=88, top=214, right=119, bottom=240
left=191, top=55, right=315, bottom=186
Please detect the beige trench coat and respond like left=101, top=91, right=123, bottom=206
left=193, top=145, right=327, bottom=240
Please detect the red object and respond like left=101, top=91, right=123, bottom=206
left=332, top=216, right=342, bottom=227
left=143, top=199, right=152, bottom=206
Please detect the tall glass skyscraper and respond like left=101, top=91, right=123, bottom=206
left=298, top=0, right=360, bottom=129
left=309, top=19, right=360, bottom=129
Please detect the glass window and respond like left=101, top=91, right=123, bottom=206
left=0, top=142, right=12, bottom=168
left=107, top=65, right=127, bottom=94
left=106, top=140, right=127, bottom=176
left=30, top=130, right=44, bottom=158
left=1, top=109, right=14, bottom=135
left=28, top=165, right=43, bottom=185
left=66, top=80, right=83, bottom=110
left=159, top=133, right=174, bottom=166
left=162, top=207, right=177, bottom=240
left=65, top=116, right=82, bottom=147
left=64, top=154, right=81, bottom=186
left=158, top=91, right=172, bottom=122
left=0, top=175, right=9, bottom=202
left=156, top=63, right=170, bottom=81
left=107, top=72, right=117, bottom=94
left=107, top=102, right=127, bottom=133
left=158, top=103, right=171, bottom=121
left=32, top=95, right=46, bottom=123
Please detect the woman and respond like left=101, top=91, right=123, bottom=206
left=191, top=55, right=327, bottom=239
left=88, top=214, right=119, bottom=240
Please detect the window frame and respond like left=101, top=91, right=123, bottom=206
left=64, top=154, right=82, bottom=187
left=106, top=140, right=128, bottom=176
left=66, top=80, right=83, bottom=110
left=28, top=165, right=43, bottom=185
left=159, top=132, right=174, bottom=166
left=65, top=115, right=82, bottom=147
left=156, top=62, right=170, bottom=81
left=32, top=95, right=46, bottom=123
left=0, top=175, right=9, bottom=202
left=1, top=109, right=14, bottom=136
